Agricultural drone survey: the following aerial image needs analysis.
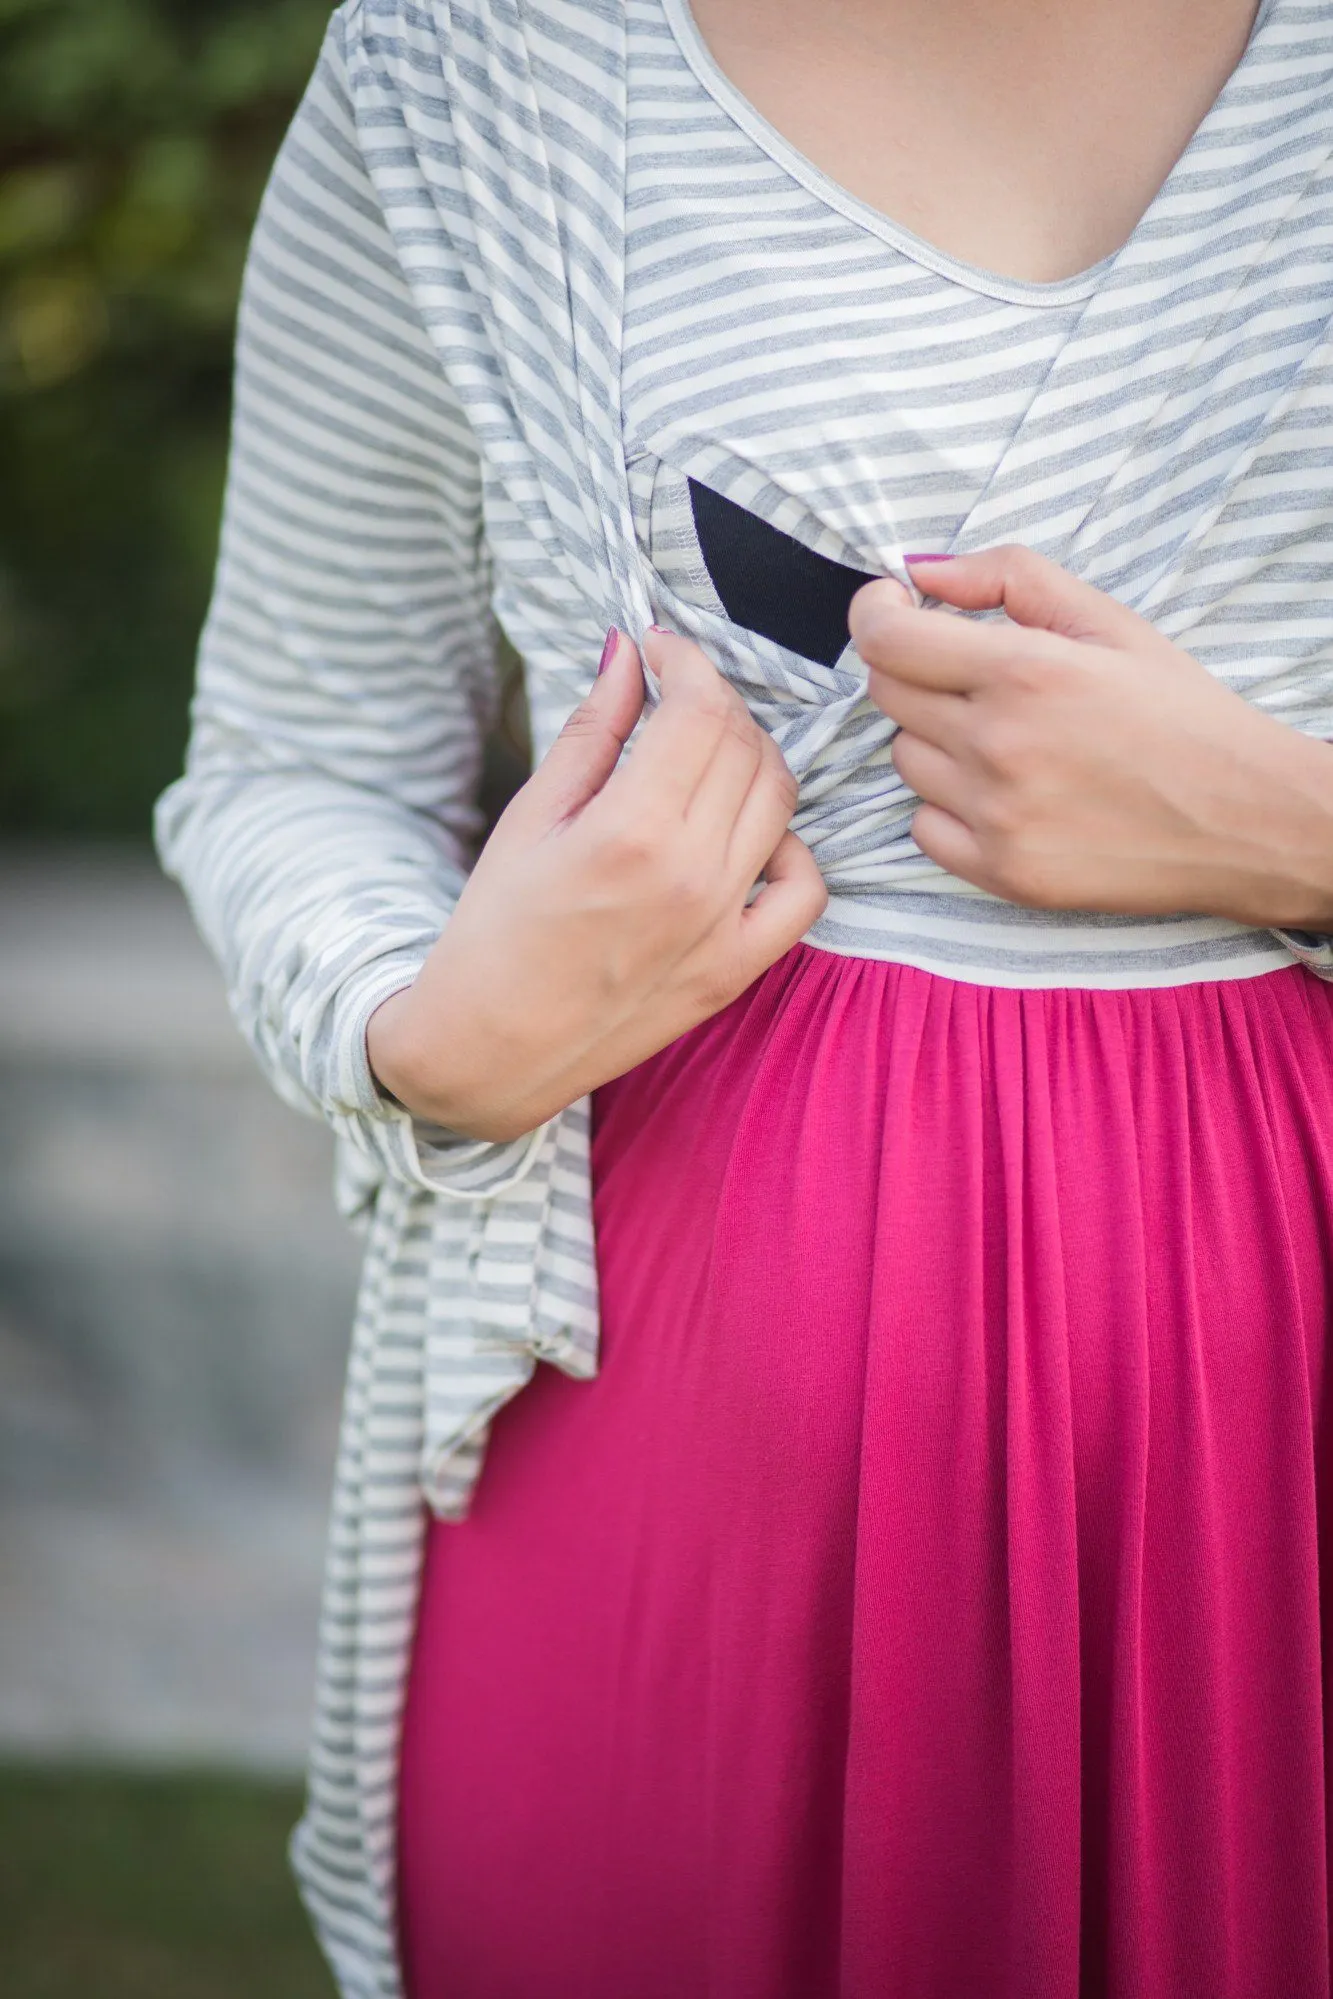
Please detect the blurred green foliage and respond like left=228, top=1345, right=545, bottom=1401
left=0, top=1764, right=333, bottom=1997
left=0, top=0, right=334, bottom=837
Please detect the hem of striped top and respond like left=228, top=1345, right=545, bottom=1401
left=801, top=902, right=1307, bottom=991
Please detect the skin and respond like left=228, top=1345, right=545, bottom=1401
left=687, top=0, right=1262, bottom=285
left=369, top=0, right=1333, bottom=1140
left=858, top=550, right=1333, bottom=927
left=370, top=629, right=829, bottom=1142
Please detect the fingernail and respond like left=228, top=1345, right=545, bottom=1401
left=642, top=624, right=671, bottom=678
left=597, top=625, right=619, bottom=675
left=904, top=552, right=954, bottom=564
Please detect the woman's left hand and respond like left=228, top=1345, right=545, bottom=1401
left=851, top=546, right=1333, bottom=928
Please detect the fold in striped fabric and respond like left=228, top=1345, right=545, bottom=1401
left=156, top=2, right=1333, bottom=1989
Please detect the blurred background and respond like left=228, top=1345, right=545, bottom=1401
left=0, top=3, right=454, bottom=1990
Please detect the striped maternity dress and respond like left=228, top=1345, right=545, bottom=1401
left=157, top=1, right=1333, bottom=1993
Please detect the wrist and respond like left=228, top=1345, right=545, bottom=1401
left=1226, top=727, right=1333, bottom=930
left=366, top=983, right=552, bottom=1143
left=366, top=986, right=437, bottom=1112
left=366, top=985, right=477, bottom=1131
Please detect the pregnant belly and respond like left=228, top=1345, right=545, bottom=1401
left=398, top=947, right=1333, bottom=1999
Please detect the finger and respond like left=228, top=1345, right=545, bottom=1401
left=520, top=626, right=645, bottom=825
left=865, top=670, right=968, bottom=747
left=736, top=830, right=828, bottom=970
left=686, top=707, right=766, bottom=846
left=903, top=546, right=1152, bottom=648
left=723, top=734, right=799, bottom=882
left=909, top=801, right=988, bottom=888
left=890, top=731, right=975, bottom=822
left=615, top=627, right=749, bottom=812
left=852, top=585, right=1046, bottom=694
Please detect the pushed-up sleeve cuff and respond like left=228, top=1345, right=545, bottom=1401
left=327, top=949, right=555, bottom=1203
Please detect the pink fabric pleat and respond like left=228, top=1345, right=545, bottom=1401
left=397, top=950, right=1333, bottom=1998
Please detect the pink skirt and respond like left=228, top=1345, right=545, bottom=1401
left=397, top=949, right=1333, bottom=1998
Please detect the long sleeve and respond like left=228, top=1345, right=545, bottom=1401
left=156, top=13, right=547, bottom=1201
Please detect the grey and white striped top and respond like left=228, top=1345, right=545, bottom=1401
left=156, top=2, right=1333, bottom=1990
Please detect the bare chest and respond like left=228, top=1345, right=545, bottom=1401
left=685, top=0, right=1261, bottom=283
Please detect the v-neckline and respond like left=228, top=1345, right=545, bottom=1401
left=660, top=0, right=1279, bottom=310
left=946, top=0, right=1331, bottom=586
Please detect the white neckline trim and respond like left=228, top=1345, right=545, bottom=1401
left=658, top=0, right=1276, bottom=311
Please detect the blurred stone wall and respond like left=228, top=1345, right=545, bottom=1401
left=0, top=847, right=360, bottom=1768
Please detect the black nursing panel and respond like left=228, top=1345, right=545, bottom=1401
left=688, top=478, right=877, bottom=669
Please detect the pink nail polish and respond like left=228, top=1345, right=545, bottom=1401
left=904, top=552, right=954, bottom=563
left=597, top=625, right=620, bottom=675
left=647, top=623, right=672, bottom=635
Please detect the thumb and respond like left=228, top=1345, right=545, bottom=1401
left=517, top=626, right=645, bottom=827
left=905, top=546, right=1150, bottom=648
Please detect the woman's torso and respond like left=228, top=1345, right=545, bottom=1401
left=499, top=0, right=1333, bottom=992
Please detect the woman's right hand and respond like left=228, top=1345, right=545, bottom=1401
left=366, top=626, right=828, bottom=1141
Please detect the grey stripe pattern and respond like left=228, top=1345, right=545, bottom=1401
left=154, top=2, right=1333, bottom=1991
left=629, top=0, right=1333, bottom=983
